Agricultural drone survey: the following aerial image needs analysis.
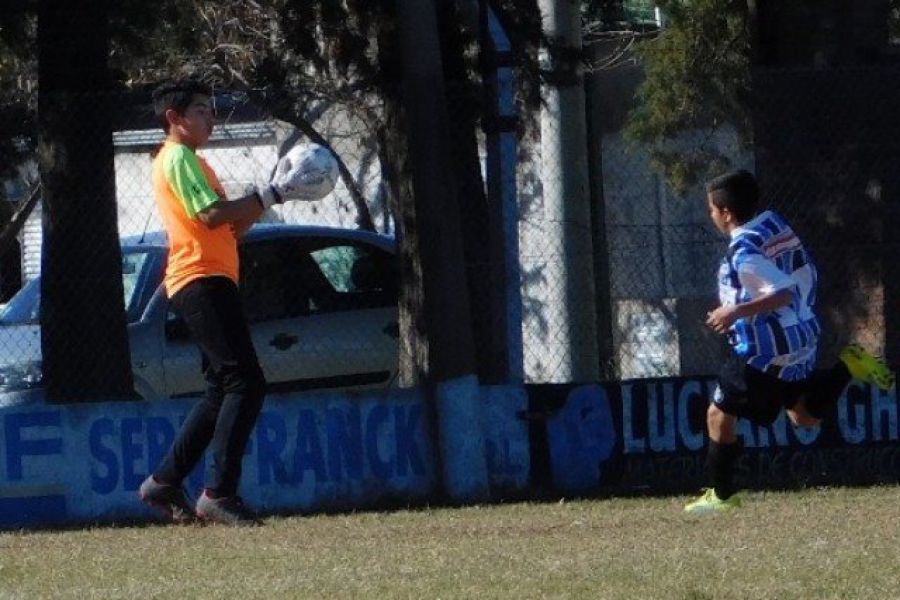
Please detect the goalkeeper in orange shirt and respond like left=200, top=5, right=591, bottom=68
left=138, top=80, right=311, bottom=526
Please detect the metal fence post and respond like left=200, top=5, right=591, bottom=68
left=480, top=1, right=524, bottom=383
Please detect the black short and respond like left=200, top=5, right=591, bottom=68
left=713, top=355, right=806, bottom=425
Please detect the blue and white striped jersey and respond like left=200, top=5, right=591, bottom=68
left=717, top=210, right=820, bottom=381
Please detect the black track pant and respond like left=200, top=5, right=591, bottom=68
left=154, top=277, right=266, bottom=497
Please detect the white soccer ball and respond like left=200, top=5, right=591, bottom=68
left=279, top=143, right=339, bottom=201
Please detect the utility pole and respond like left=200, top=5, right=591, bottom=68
left=532, top=0, right=599, bottom=381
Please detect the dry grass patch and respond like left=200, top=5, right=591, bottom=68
left=1, top=486, right=898, bottom=599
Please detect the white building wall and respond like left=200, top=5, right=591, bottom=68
left=21, top=201, right=42, bottom=283
left=600, top=126, right=754, bottom=379
left=21, top=115, right=389, bottom=282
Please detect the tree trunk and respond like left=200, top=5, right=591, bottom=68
left=436, top=1, right=502, bottom=382
left=396, top=0, right=476, bottom=384
left=38, top=0, right=134, bottom=402
left=377, top=9, right=430, bottom=386
left=750, top=1, right=898, bottom=364
left=396, top=0, right=487, bottom=501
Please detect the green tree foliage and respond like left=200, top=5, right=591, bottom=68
left=890, top=0, right=900, bottom=43
left=584, top=0, right=658, bottom=31
left=624, top=0, right=751, bottom=195
left=0, top=0, right=545, bottom=187
left=0, top=0, right=36, bottom=184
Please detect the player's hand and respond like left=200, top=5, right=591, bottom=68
left=254, top=158, right=289, bottom=209
left=255, top=182, right=283, bottom=209
left=254, top=154, right=307, bottom=208
left=706, top=305, right=739, bottom=335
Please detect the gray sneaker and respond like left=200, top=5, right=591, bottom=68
left=195, top=492, right=261, bottom=526
left=138, top=476, right=197, bottom=524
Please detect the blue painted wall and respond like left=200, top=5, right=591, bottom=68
left=532, top=378, right=900, bottom=494
left=8, top=375, right=893, bottom=529
left=0, top=385, right=529, bottom=529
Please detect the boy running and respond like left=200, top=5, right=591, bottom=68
left=685, top=170, right=894, bottom=514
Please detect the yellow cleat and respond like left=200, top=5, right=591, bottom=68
left=840, top=344, right=895, bottom=391
left=683, top=488, right=742, bottom=515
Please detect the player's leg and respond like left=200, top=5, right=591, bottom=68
left=839, top=344, right=894, bottom=390
left=152, top=351, right=224, bottom=485
left=706, top=403, right=743, bottom=497
left=685, top=403, right=744, bottom=513
left=685, top=357, right=750, bottom=514
left=800, top=344, right=893, bottom=421
left=797, top=361, right=851, bottom=422
left=141, top=279, right=227, bottom=522
left=785, top=400, right=821, bottom=428
left=190, top=277, right=266, bottom=525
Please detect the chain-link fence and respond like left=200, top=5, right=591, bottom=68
left=753, top=68, right=900, bottom=366
left=583, top=52, right=900, bottom=382
left=582, top=45, right=739, bottom=382
left=0, top=88, right=403, bottom=403
left=1, top=14, right=899, bottom=401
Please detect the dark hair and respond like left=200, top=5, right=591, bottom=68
left=705, top=170, right=759, bottom=223
left=151, top=80, right=213, bottom=133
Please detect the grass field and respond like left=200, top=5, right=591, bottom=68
left=1, top=486, right=899, bottom=599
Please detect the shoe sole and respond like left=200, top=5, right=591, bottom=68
left=139, top=493, right=198, bottom=524
left=684, top=491, right=742, bottom=514
left=684, top=504, right=740, bottom=515
left=195, top=510, right=261, bottom=527
left=684, top=506, right=741, bottom=515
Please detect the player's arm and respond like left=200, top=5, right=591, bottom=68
left=707, top=289, right=793, bottom=334
left=164, top=146, right=270, bottom=229
left=230, top=213, right=257, bottom=238
left=729, top=288, right=793, bottom=318
left=707, top=251, right=794, bottom=333
left=196, top=194, right=263, bottom=229
left=209, top=147, right=336, bottom=231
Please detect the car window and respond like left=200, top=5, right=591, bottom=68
left=308, top=243, right=397, bottom=311
left=0, top=278, right=39, bottom=324
left=240, top=240, right=292, bottom=323
left=122, top=252, right=152, bottom=317
left=312, top=246, right=369, bottom=292
left=0, top=249, right=156, bottom=325
left=240, top=238, right=337, bottom=321
left=238, top=239, right=397, bottom=322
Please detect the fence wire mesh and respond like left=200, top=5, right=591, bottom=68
left=0, top=17, right=897, bottom=401
left=0, top=89, right=402, bottom=402
left=753, top=68, right=900, bottom=366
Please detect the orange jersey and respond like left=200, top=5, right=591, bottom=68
left=152, top=141, right=238, bottom=297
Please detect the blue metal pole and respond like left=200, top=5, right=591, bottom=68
left=481, top=1, right=524, bottom=383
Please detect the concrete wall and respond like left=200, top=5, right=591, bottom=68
left=3, top=375, right=896, bottom=530
left=529, top=378, right=900, bottom=495
left=0, top=385, right=529, bottom=529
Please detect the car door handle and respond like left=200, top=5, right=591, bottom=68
left=383, top=322, right=399, bottom=339
left=269, top=333, right=299, bottom=351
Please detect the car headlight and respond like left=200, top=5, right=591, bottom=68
left=0, top=362, right=43, bottom=391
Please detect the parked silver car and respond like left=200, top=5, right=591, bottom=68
left=0, top=225, right=399, bottom=406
